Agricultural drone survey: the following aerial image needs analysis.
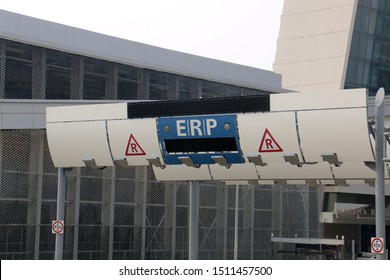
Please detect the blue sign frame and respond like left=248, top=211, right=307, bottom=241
left=157, top=114, right=244, bottom=165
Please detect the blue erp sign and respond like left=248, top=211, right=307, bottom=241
left=157, top=114, right=244, bottom=166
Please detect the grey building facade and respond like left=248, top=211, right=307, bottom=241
left=0, top=10, right=322, bottom=260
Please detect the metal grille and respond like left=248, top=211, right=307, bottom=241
left=272, top=184, right=324, bottom=260
left=0, top=130, right=323, bottom=260
left=0, top=38, right=322, bottom=260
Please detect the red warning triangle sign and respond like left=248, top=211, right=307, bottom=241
left=258, top=128, right=283, bottom=153
left=125, top=134, right=146, bottom=156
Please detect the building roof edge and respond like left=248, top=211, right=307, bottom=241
left=0, top=9, right=283, bottom=92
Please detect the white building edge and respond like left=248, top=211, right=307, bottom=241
left=274, top=0, right=390, bottom=253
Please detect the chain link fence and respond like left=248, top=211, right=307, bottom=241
left=0, top=130, right=323, bottom=260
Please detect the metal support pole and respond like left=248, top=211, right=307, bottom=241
left=375, top=87, right=386, bottom=260
left=55, top=167, right=66, bottom=260
left=189, top=181, right=199, bottom=260
left=234, top=185, right=239, bottom=260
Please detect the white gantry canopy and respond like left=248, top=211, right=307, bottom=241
left=46, top=88, right=382, bottom=186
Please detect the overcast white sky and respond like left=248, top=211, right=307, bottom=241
left=0, top=0, right=284, bottom=70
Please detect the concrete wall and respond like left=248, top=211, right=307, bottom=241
left=274, top=0, right=358, bottom=91
left=0, top=99, right=122, bottom=129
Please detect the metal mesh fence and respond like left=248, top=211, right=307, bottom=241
left=0, top=37, right=323, bottom=260
left=0, top=129, right=323, bottom=260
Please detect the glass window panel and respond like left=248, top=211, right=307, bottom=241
left=84, top=58, right=106, bottom=74
left=363, top=62, right=371, bottom=84
left=375, top=12, right=384, bottom=35
left=83, top=74, right=105, bottom=99
left=349, top=33, right=359, bottom=58
left=46, top=49, right=71, bottom=68
left=226, top=85, right=242, bottom=96
left=369, top=10, right=377, bottom=34
left=356, top=60, right=365, bottom=84
left=201, top=81, right=225, bottom=98
left=373, top=40, right=381, bottom=61
left=345, top=58, right=357, bottom=84
left=384, top=15, right=390, bottom=37
left=377, top=67, right=388, bottom=86
left=358, top=34, right=367, bottom=58
left=354, top=8, right=362, bottom=32
left=379, top=0, right=385, bottom=10
left=179, top=79, right=191, bottom=91
left=117, top=80, right=137, bottom=100
left=150, top=72, right=168, bottom=86
left=6, top=41, right=32, bottom=60
left=46, top=67, right=71, bottom=99
left=5, top=58, right=32, bottom=99
left=118, top=65, right=138, bottom=80
left=366, top=36, right=374, bottom=59
left=380, top=41, right=389, bottom=62
left=243, top=88, right=265, bottom=95
left=178, top=78, right=196, bottom=99
left=370, top=64, right=379, bottom=86
left=360, top=7, right=370, bottom=33
left=149, top=85, right=168, bottom=100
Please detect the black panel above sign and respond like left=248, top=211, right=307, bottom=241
left=127, top=94, right=270, bottom=118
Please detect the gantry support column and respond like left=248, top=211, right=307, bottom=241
left=65, top=168, right=81, bottom=260
left=55, top=167, right=66, bottom=260
left=375, top=88, right=386, bottom=260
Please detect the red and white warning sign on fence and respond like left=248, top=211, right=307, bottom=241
left=52, top=220, right=64, bottom=235
left=125, top=134, right=146, bottom=156
left=371, top=237, right=384, bottom=254
left=258, top=129, right=283, bottom=153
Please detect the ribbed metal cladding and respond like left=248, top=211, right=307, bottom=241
left=0, top=37, right=322, bottom=260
